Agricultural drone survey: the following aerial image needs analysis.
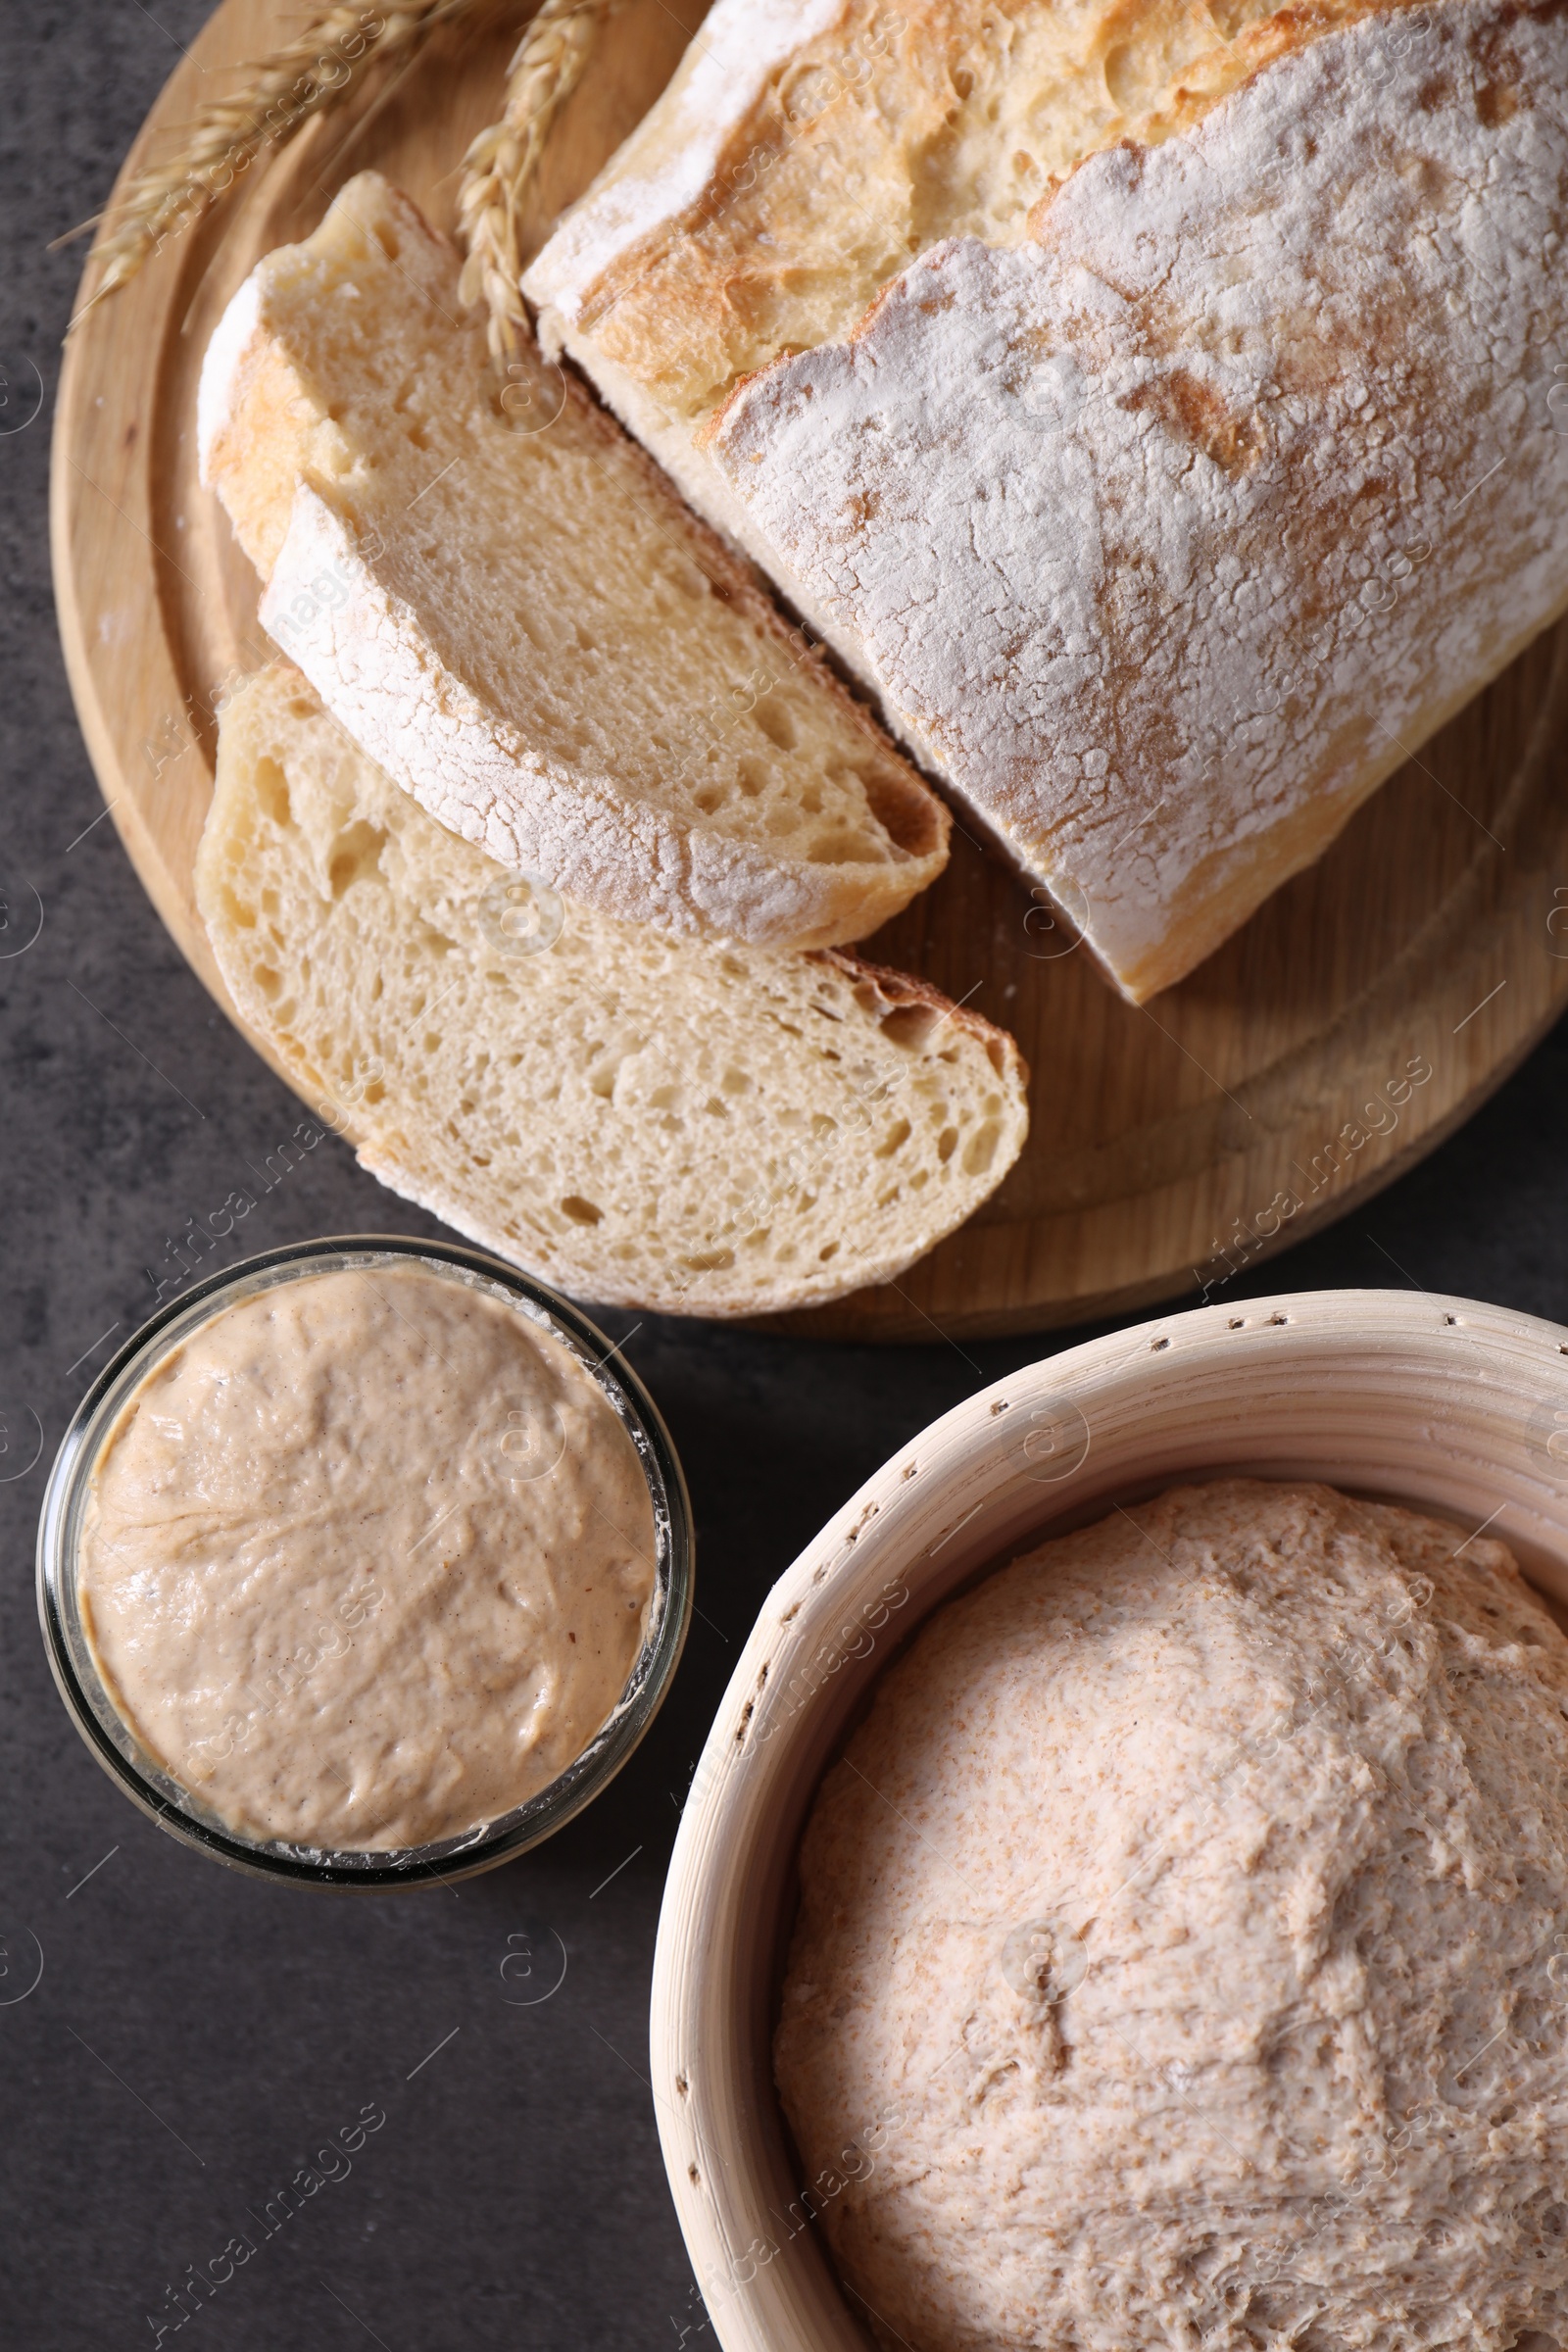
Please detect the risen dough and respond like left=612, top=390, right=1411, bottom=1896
left=777, top=1480, right=1568, bottom=2350
left=81, top=1264, right=657, bottom=1851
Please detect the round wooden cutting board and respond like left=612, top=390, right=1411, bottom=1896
left=52, top=0, right=1568, bottom=1342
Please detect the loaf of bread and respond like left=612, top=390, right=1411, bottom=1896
left=196, top=663, right=1029, bottom=1317
left=198, top=173, right=949, bottom=954
left=528, top=0, right=1568, bottom=1000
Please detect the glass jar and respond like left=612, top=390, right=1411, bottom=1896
left=37, top=1236, right=693, bottom=1887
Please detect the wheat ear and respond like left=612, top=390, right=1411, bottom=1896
left=65, top=0, right=500, bottom=328
left=457, top=0, right=617, bottom=369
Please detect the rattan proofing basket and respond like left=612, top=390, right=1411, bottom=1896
left=652, top=1287, right=1568, bottom=2349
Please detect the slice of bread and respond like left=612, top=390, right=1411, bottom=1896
left=196, top=663, right=1028, bottom=1318
left=527, top=0, right=1568, bottom=1001
left=197, top=172, right=948, bottom=955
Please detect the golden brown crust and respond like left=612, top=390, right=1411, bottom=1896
left=689, top=0, right=1568, bottom=997
left=541, top=0, right=1430, bottom=432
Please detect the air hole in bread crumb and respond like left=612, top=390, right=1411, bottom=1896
left=819, top=1242, right=840, bottom=1260
left=754, top=700, right=798, bottom=752
left=937, top=1126, right=959, bottom=1162
left=560, top=1196, right=603, bottom=1225
left=374, top=221, right=401, bottom=259
left=876, top=1118, right=911, bottom=1157
left=254, top=757, right=291, bottom=826
left=962, top=1121, right=1000, bottom=1176
left=328, top=820, right=386, bottom=897
left=254, top=964, right=282, bottom=1000
left=1152, top=1336, right=1171, bottom=1350
left=682, top=1249, right=734, bottom=1272
left=809, top=829, right=881, bottom=866
left=881, top=1004, right=941, bottom=1053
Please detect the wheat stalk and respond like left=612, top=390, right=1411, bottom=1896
left=457, top=0, right=618, bottom=369
left=65, top=0, right=503, bottom=329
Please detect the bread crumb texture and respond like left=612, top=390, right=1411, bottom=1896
left=778, top=1478, right=1568, bottom=2349
left=706, top=0, right=1568, bottom=996
left=196, top=664, right=1028, bottom=1317
left=198, top=173, right=948, bottom=951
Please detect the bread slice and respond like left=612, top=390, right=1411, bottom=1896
left=196, top=663, right=1028, bottom=1318
left=527, top=0, right=1568, bottom=1001
left=197, top=173, right=948, bottom=955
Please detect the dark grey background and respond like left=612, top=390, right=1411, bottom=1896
left=4, top=5, right=1567, bottom=2345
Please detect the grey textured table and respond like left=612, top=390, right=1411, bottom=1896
left=5, top=7, right=1568, bottom=2344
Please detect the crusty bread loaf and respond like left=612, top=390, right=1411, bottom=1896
left=196, top=663, right=1029, bottom=1317
left=198, top=173, right=949, bottom=955
left=528, top=0, right=1568, bottom=1001
left=525, top=0, right=1403, bottom=497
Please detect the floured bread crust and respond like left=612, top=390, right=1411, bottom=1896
left=530, top=0, right=1568, bottom=1000
left=706, top=0, right=1568, bottom=997
left=778, top=1478, right=1568, bottom=2349
left=526, top=0, right=1418, bottom=433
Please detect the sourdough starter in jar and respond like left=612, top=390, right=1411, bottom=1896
left=77, top=1263, right=657, bottom=1849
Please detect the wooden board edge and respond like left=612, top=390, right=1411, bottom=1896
left=49, top=10, right=375, bottom=1162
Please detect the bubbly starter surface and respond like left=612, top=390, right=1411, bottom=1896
left=79, top=1263, right=658, bottom=1850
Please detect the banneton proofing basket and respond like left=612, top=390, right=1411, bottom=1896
left=653, top=1288, right=1568, bottom=2351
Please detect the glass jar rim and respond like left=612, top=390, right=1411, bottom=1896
left=36, top=1234, right=694, bottom=1889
